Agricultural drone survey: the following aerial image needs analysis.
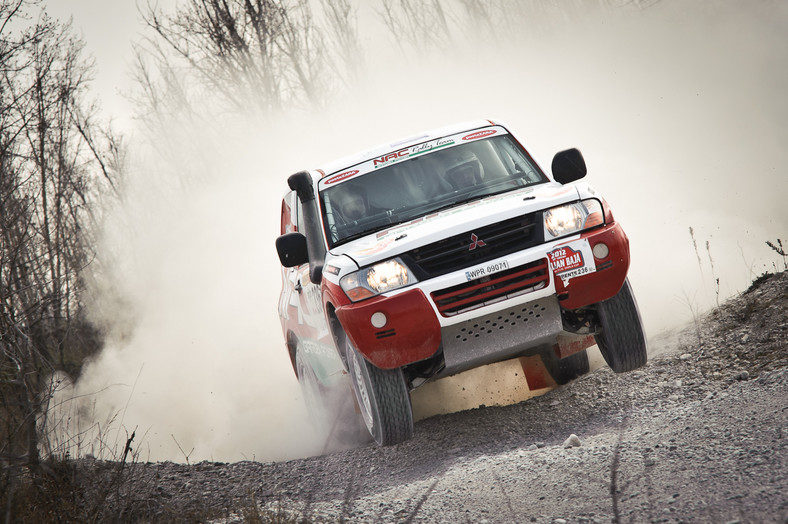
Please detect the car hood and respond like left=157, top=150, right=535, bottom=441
left=330, top=183, right=582, bottom=268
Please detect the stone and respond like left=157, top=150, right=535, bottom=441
left=734, top=370, right=750, bottom=381
left=563, top=434, right=582, bottom=448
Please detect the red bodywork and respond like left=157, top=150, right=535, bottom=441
left=335, top=288, right=442, bottom=369
left=328, top=220, right=629, bottom=371
left=554, top=221, right=630, bottom=310
left=280, top=186, right=631, bottom=376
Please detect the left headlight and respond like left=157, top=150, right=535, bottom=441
left=340, top=257, right=418, bottom=302
left=544, top=198, right=604, bottom=239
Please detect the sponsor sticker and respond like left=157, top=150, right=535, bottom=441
left=325, top=170, right=359, bottom=185
left=465, top=259, right=510, bottom=281
left=319, top=127, right=509, bottom=187
left=354, top=237, right=395, bottom=257
left=372, top=149, right=409, bottom=168
left=548, top=239, right=596, bottom=285
left=372, top=137, right=456, bottom=169
left=462, top=129, right=497, bottom=141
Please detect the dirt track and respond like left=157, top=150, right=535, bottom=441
left=106, top=271, right=787, bottom=523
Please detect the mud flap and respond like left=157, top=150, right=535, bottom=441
left=520, top=355, right=555, bottom=390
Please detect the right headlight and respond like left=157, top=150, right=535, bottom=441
left=340, top=257, right=418, bottom=302
left=544, top=198, right=604, bottom=239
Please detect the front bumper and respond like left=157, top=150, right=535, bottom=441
left=554, top=222, right=630, bottom=309
left=336, top=221, right=630, bottom=370
left=336, top=289, right=442, bottom=369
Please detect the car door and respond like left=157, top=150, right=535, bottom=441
left=280, top=191, right=345, bottom=387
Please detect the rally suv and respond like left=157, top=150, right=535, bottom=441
left=276, top=119, right=647, bottom=446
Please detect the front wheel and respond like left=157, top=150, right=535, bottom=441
left=594, top=278, right=648, bottom=372
left=346, top=340, right=414, bottom=446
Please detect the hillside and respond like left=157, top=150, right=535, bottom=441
left=55, top=271, right=788, bottom=522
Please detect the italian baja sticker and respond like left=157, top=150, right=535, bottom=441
left=548, top=239, right=596, bottom=285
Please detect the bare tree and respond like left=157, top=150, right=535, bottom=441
left=134, top=0, right=362, bottom=121
left=379, top=0, right=453, bottom=52
left=320, top=0, right=363, bottom=86
left=1, top=4, right=120, bottom=509
left=378, top=0, right=665, bottom=53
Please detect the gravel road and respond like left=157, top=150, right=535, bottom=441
left=99, top=271, right=787, bottom=523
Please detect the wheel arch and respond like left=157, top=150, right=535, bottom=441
left=286, top=330, right=299, bottom=376
left=326, top=303, right=350, bottom=370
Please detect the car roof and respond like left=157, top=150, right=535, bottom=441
left=316, top=118, right=500, bottom=179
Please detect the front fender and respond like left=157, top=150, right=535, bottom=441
left=335, top=289, right=441, bottom=370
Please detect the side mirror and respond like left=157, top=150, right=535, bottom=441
left=551, top=148, right=587, bottom=184
left=275, top=232, right=309, bottom=268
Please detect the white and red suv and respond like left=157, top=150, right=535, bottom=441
left=276, top=119, right=647, bottom=446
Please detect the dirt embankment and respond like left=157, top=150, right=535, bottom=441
left=84, top=271, right=787, bottom=523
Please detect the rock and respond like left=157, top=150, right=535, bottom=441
left=680, top=353, right=692, bottom=360
left=563, top=434, right=582, bottom=448
left=734, top=370, right=750, bottom=381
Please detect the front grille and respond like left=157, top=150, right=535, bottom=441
left=431, top=258, right=549, bottom=316
left=404, top=212, right=542, bottom=278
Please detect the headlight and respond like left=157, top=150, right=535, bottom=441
left=544, top=199, right=604, bottom=239
left=340, top=258, right=417, bottom=302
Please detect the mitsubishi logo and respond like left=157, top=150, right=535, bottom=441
left=468, top=233, right=487, bottom=251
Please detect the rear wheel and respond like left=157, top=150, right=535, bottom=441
left=346, top=340, right=413, bottom=446
left=541, top=348, right=590, bottom=385
left=594, top=278, right=648, bottom=372
left=295, top=347, right=326, bottom=424
left=295, top=344, right=364, bottom=449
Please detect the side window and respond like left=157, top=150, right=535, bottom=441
left=295, top=195, right=305, bottom=233
left=280, top=191, right=301, bottom=234
left=497, top=136, right=542, bottom=183
left=280, top=197, right=292, bottom=234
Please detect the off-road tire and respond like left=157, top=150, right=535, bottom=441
left=594, top=278, right=648, bottom=372
left=541, top=348, right=590, bottom=385
left=346, top=341, right=413, bottom=446
left=295, top=344, right=367, bottom=449
left=296, top=347, right=324, bottom=423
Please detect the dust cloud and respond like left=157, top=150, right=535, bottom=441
left=52, top=1, right=787, bottom=463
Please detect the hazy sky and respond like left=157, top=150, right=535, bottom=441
left=46, top=0, right=176, bottom=127
left=42, top=1, right=788, bottom=463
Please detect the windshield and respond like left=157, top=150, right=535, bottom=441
left=320, top=133, right=547, bottom=248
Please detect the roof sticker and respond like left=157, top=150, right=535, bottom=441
left=324, top=169, right=359, bottom=185
left=319, top=126, right=507, bottom=188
